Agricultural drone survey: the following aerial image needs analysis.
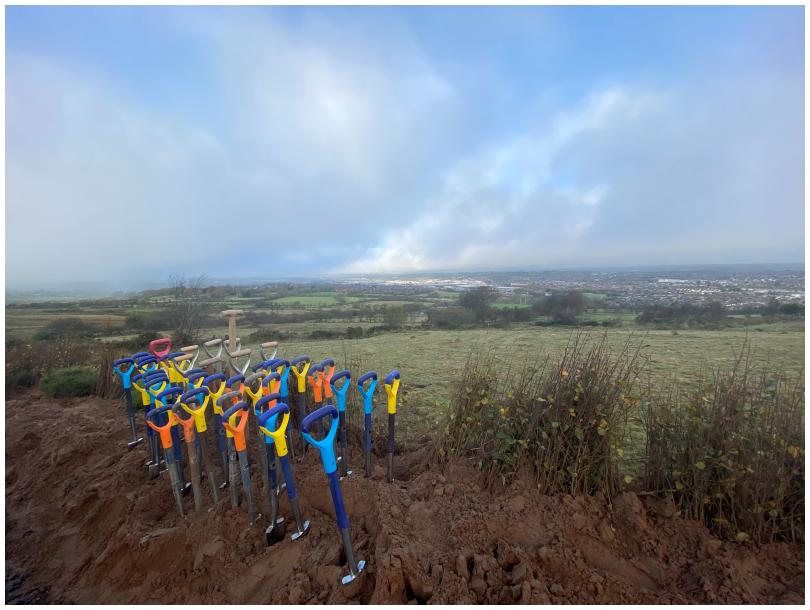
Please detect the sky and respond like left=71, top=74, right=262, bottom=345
left=5, top=6, right=805, bottom=289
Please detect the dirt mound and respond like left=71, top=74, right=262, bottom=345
left=5, top=391, right=804, bottom=604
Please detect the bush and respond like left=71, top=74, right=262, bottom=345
left=308, top=329, right=342, bottom=340
left=429, top=306, right=476, bottom=329
left=643, top=344, right=804, bottom=543
left=438, top=333, right=642, bottom=495
left=7, top=369, right=37, bottom=389
left=34, top=318, right=95, bottom=340
left=346, top=326, right=364, bottom=339
left=41, top=367, right=97, bottom=398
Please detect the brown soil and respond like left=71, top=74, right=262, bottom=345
left=6, top=390, right=804, bottom=604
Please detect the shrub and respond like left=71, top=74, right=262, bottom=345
left=643, top=344, right=804, bottom=543
left=346, top=326, right=364, bottom=339
left=308, top=329, right=342, bottom=340
left=429, top=306, right=476, bottom=329
left=95, top=349, right=123, bottom=399
left=438, top=333, right=642, bottom=495
left=34, top=318, right=95, bottom=340
left=7, top=369, right=37, bottom=389
left=41, top=367, right=96, bottom=398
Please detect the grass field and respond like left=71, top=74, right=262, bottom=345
left=266, top=325, right=804, bottom=440
left=6, top=288, right=804, bottom=442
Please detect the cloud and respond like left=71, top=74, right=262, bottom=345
left=343, top=66, right=804, bottom=273
left=5, top=8, right=804, bottom=288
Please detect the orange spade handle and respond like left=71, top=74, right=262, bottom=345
left=147, top=411, right=177, bottom=450
left=175, top=413, right=196, bottom=444
left=309, top=371, right=324, bottom=403
left=323, top=365, right=335, bottom=399
left=222, top=408, right=250, bottom=452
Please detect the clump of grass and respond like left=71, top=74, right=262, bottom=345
left=95, top=348, right=124, bottom=399
left=41, top=367, right=97, bottom=398
left=439, top=333, right=643, bottom=496
left=6, top=336, right=93, bottom=391
left=643, top=343, right=804, bottom=543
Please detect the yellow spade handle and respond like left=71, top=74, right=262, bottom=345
left=260, top=412, right=290, bottom=457
left=384, top=378, right=400, bottom=414
left=210, top=384, right=227, bottom=415
left=290, top=361, right=311, bottom=393
left=181, top=397, right=209, bottom=433
left=244, top=384, right=262, bottom=405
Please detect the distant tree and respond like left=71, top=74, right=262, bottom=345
left=533, top=290, right=585, bottom=322
left=429, top=306, right=476, bottom=329
left=382, top=305, right=407, bottom=328
left=780, top=302, right=804, bottom=316
left=165, top=274, right=207, bottom=346
left=458, top=287, right=498, bottom=321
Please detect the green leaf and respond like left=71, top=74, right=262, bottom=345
left=694, top=461, right=706, bottom=471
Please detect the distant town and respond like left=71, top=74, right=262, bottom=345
left=340, top=264, right=805, bottom=310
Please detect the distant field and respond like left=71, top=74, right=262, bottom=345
left=491, top=302, right=531, bottom=309
left=6, top=291, right=804, bottom=442
left=271, top=294, right=364, bottom=306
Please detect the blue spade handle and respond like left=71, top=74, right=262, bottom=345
left=357, top=371, right=378, bottom=415
left=301, top=405, right=339, bottom=473
left=330, top=370, right=351, bottom=412
left=112, top=358, right=135, bottom=389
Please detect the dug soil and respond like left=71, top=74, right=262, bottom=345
left=6, top=391, right=804, bottom=604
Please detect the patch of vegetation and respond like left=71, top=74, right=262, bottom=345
left=439, top=334, right=641, bottom=496
left=644, top=344, right=804, bottom=543
left=34, top=318, right=96, bottom=340
left=41, top=367, right=96, bottom=398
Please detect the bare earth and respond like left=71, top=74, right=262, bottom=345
left=5, top=391, right=804, bottom=604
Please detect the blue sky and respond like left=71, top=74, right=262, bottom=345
left=5, top=6, right=804, bottom=288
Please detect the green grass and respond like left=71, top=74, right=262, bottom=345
left=268, top=326, right=804, bottom=441
left=6, top=293, right=803, bottom=446
left=582, top=292, right=608, bottom=301
left=491, top=302, right=531, bottom=309
left=270, top=295, right=364, bottom=306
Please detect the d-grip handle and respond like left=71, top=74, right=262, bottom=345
left=226, top=374, right=245, bottom=388
left=256, top=392, right=282, bottom=412
left=330, top=369, right=351, bottom=411
left=290, top=356, right=311, bottom=392
left=330, top=369, right=351, bottom=388
left=113, top=359, right=135, bottom=388
left=217, top=390, right=242, bottom=407
left=262, top=372, right=281, bottom=388
left=244, top=371, right=264, bottom=387
left=301, top=405, right=339, bottom=474
left=358, top=371, right=377, bottom=387
left=204, top=373, right=227, bottom=387
left=150, top=338, right=172, bottom=358
left=384, top=370, right=401, bottom=414
left=257, top=403, right=291, bottom=457
left=186, top=370, right=207, bottom=385
left=222, top=402, right=250, bottom=451
left=291, top=355, right=311, bottom=367
left=135, top=355, right=157, bottom=367
left=157, top=387, right=183, bottom=405
left=146, top=404, right=177, bottom=449
left=182, top=386, right=209, bottom=404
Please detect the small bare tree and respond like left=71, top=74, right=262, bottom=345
left=166, top=274, right=207, bottom=346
